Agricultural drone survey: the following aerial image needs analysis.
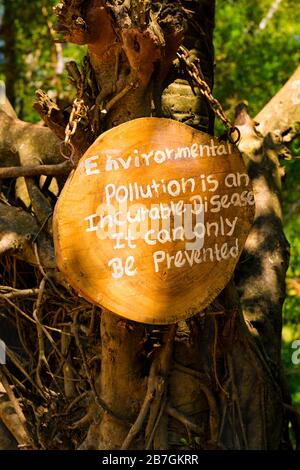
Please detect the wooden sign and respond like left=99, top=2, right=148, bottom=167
left=54, top=118, right=255, bottom=324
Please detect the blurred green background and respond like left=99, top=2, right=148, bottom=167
left=214, top=0, right=300, bottom=408
left=0, top=0, right=299, bottom=404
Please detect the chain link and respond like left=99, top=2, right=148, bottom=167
left=64, top=97, right=88, bottom=145
left=177, top=46, right=240, bottom=144
left=61, top=97, right=88, bottom=165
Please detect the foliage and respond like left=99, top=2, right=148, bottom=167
left=0, top=0, right=84, bottom=121
left=214, top=0, right=300, bottom=118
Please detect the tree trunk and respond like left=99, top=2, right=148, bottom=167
left=0, top=0, right=297, bottom=450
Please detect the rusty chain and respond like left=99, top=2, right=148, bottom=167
left=177, top=45, right=240, bottom=144
left=61, top=44, right=239, bottom=165
left=64, top=98, right=88, bottom=145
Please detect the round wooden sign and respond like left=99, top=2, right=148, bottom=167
left=54, top=118, right=255, bottom=324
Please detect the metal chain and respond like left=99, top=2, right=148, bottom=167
left=177, top=46, right=240, bottom=144
left=61, top=96, right=88, bottom=165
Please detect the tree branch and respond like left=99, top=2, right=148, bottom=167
left=235, top=104, right=290, bottom=365
left=0, top=108, right=63, bottom=168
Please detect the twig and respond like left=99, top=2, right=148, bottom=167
left=5, top=348, right=44, bottom=397
left=33, top=242, right=67, bottom=300
left=145, top=395, right=167, bottom=450
left=104, top=82, right=136, bottom=113
left=212, top=316, right=228, bottom=395
left=218, top=399, right=228, bottom=442
left=173, top=360, right=220, bottom=442
left=0, top=288, right=39, bottom=299
left=121, top=376, right=156, bottom=450
left=1, top=293, right=65, bottom=333
left=1, top=365, right=27, bottom=394
left=145, top=324, right=177, bottom=448
left=0, top=368, right=35, bottom=448
left=33, top=278, right=65, bottom=395
left=66, top=391, right=89, bottom=412
left=69, top=412, right=92, bottom=430
left=166, top=404, right=203, bottom=436
left=32, top=213, right=53, bottom=244
left=121, top=326, right=177, bottom=450
left=33, top=278, right=48, bottom=392
left=227, top=353, right=248, bottom=449
left=5, top=305, right=31, bottom=368
left=1, top=294, right=39, bottom=324
left=61, top=324, right=76, bottom=398
left=0, top=161, right=71, bottom=179
left=25, top=177, right=53, bottom=234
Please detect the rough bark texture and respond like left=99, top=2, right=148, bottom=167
left=0, top=0, right=298, bottom=450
